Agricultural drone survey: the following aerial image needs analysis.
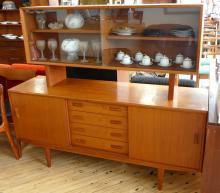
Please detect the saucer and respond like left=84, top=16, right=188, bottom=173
left=180, top=64, right=194, bottom=69
left=139, top=62, right=152, bottom=66
left=120, top=61, right=133, bottom=65
left=158, top=63, right=172, bottom=67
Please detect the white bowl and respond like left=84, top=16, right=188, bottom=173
left=65, top=13, right=84, bottom=29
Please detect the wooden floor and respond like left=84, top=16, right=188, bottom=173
left=0, top=135, right=201, bottom=193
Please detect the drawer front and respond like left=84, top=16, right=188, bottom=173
left=70, top=122, right=128, bottom=142
left=69, top=111, right=127, bottom=130
left=68, top=100, right=127, bottom=117
left=72, top=134, right=128, bottom=154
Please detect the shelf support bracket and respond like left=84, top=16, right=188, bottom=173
left=168, top=74, right=179, bottom=100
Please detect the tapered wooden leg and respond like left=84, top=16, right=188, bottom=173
left=17, top=139, right=22, bottom=158
left=157, top=168, right=165, bottom=191
left=44, top=148, right=51, bottom=168
left=5, top=130, right=19, bottom=160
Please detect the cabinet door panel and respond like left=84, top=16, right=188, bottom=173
left=129, top=107, right=207, bottom=170
left=10, top=93, right=69, bottom=147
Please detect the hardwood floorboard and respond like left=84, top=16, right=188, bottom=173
left=0, top=135, right=201, bottom=193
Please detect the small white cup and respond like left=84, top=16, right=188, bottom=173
left=116, top=51, right=125, bottom=61
left=141, top=55, right=152, bottom=66
left=122, top=54, right=132, bottom=65
left=182, top=57, right=193, bottom=68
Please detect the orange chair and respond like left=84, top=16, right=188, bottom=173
left=0, top=84, right=19, bottom=159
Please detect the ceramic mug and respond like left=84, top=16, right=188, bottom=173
left=141, top=55, right=152, bottom=66
left=116, top=51, right=125, bottom=61
left=155, top=52, right=163, bottom=63
left=182, top=57, right=193, bottom=68
left=175, top=53, right=184, bottom=64
left=159, top=55, right=172, bottom=67
left=135, top=51, right=143, bottom=62
left=121, top=54, right=132, bottom=65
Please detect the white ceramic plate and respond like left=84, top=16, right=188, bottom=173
left=113, top=31, right=133, bottom=36
left=180, top=64, right=194, bottom=69
left=120, top=61, right=133, bottom=65
left=139, top=62, right=153, bottom=66
left=158, top=63, right=172, bottom=67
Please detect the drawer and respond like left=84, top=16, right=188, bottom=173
left=72, top=134, right=128, bottom=154
left=69, top=111, right=127, bottom=130
left=68, top=100, right=127, bottom=117
left=70, top=122, right=128, bottom=142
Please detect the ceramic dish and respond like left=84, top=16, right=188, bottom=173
left=180, top=64, right=194, bottom=69
left=139, top=62, right=153, bottom=66
left=158, top=63, right=172, bottom=67
left=120, top=61, right=133, bottom=65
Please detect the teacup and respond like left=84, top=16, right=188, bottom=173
left=182, top=57, right=193, bottom=68
left=175, top=53, right=184, bottom=64
left=140, top=55, right=152, bottom=66
left=121, top=54, right=132, bottom=65
left=116, top=51, right=125, bottom=61
left=159, top=55, right=172, bottom=67
left=135, top=51, right=143, bottom=62
left=155, top=52, right=163, bottom=63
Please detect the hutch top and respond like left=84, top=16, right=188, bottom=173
left=20, top=4, right=204, bottom=99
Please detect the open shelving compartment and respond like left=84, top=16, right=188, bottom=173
left=20, top=4, right=203, bottom=100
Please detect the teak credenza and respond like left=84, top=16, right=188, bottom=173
left=9, top=76, right=208, bottom=190
left=9, top=4, right=208, bottom=190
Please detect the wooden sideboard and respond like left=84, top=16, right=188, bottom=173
left=9, top=4, right=208, bottom=191
left=9, top=76, right=208, bottom=190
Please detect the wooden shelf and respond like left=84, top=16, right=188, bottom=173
left=0, top=24, right=21, bottom=27
left=30, top=59, right=197, bottom=75
left=108, top=34, right=196, bottom=42
left=0, top=36, right=23, bottom=42
left=32, top=28, right=100, bottom=34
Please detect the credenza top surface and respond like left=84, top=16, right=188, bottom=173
left=9, top=76, right=208, bottom=112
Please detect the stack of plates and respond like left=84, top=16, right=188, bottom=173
left=170, top=28, right=194, bottom=38
left=112, top=27, right=136, bottom=36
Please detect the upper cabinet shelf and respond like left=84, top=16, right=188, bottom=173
left=20, top=4, right=203, bottom=75
left=32, top=28, right=100, bottom=34
left=108, top=34, right=196, bottom=42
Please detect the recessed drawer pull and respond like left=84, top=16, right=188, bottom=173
left=110, top=120, right=122, bottom=125
left=109, top=106, right=122, bottom=112
left=71, top=102, right=83, bottom=107
left=110, top=144, right=122, bottom=150
left=75, top=138, right=86, bottom=144
left=74, top=127, right=85, bottom=132
left=110, top=132, right=122, bottom=138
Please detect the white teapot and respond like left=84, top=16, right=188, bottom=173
left=182, top=57, right=193, bottom=68
left=65, top=13, right=85, bottom=29
left=175, top=53, right=184, bottom=64
left=159, top=55, right=172, bottom=67
left=155, top=52, right=163, bottom=63
left=61, top=38, right=80, bottom=62
left=135, top=51, right=144, bottom=62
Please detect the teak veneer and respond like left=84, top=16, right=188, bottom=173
left=20, top=4, right=204, bottom=98
left=9, top=76, right=208, bottom=190
left=10, top=4, right=208, bottom=191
